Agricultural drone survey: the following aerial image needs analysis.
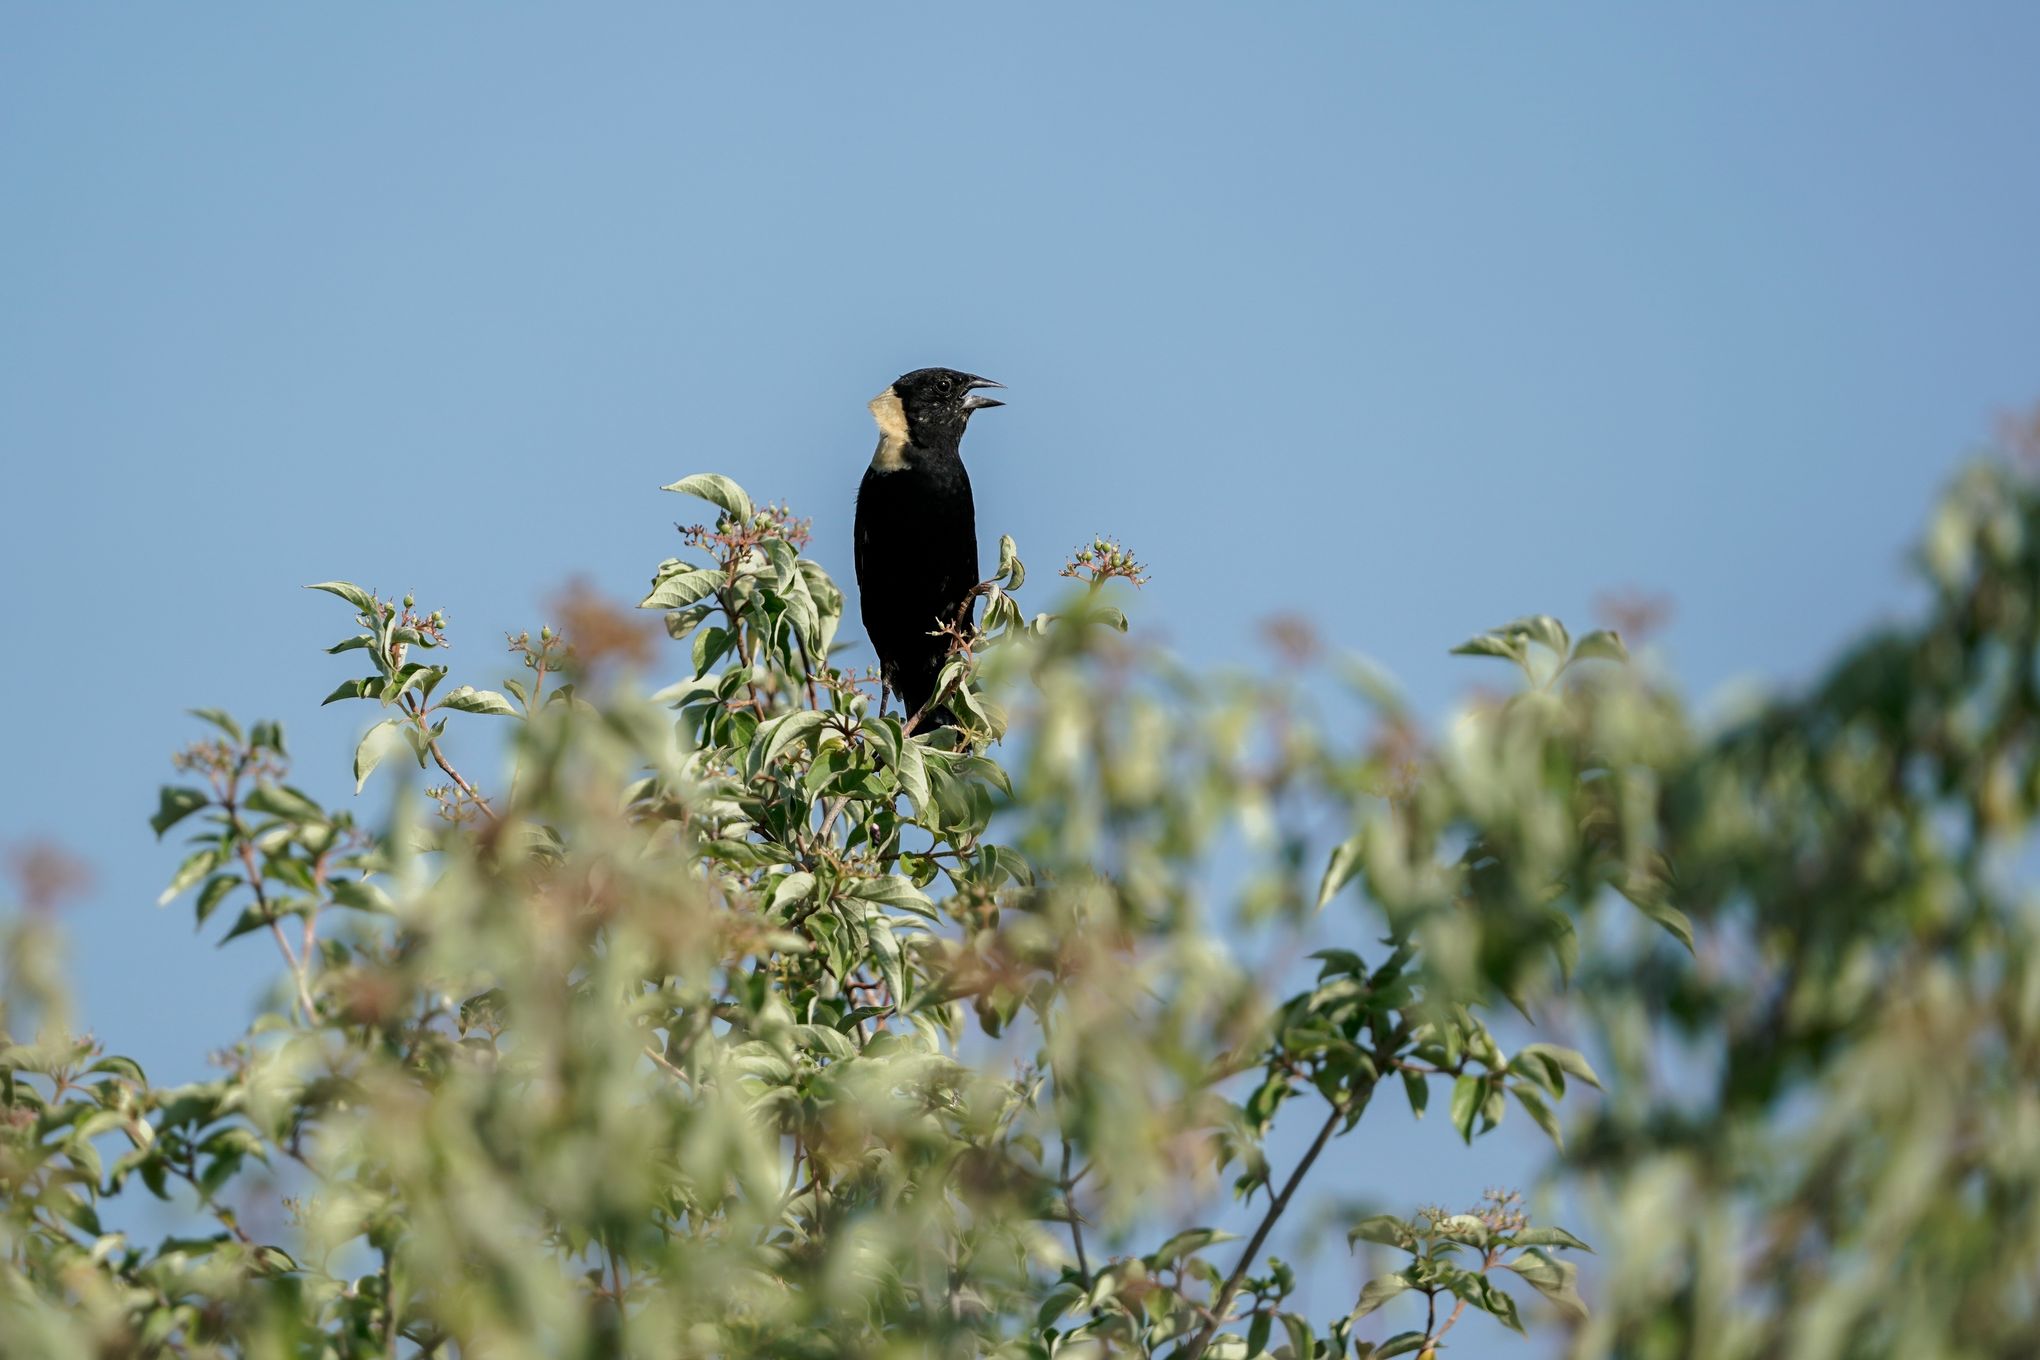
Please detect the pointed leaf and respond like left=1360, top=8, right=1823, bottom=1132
left=866, top=911, right=907, bottom=1009
left=754, top=710, right=827, bottom=771
left=1317, top=834, right=1362, bottom=909
left=1516, top=1043, right=1601, bottom=1090
left=321, top=677, right=386, bottom=705
left=158, top=847, right=224, bottom=907
left=1501, top=1249, right=1587, bottom=1319
left=1347, top=1215, right=1415, bottom=1250
left=661, top=473, right=753, bottom=523
left=305, top=581, right=379, bottom=616
left=1151, top=1227, right=1237, bottom=1265
left=353, top=719, right=404, bottom=794
left=440, top=687, right=517, bottom=717
left=188, top=708, right=243, bottom=743
left=895, top=736, right=932, bottom=819
left=1450, top=633, right=1529, bottom=672
left=1504, top=614, right=1569, bottom=656
left=1569, top=628, right=1629, bottom=664
left=243, top=784, right=325, bottom=824
left=768, top=871, right=817, bottom=917
left=1351, top=1271, right=1411, bottom=1319
left=1513, top=1085, right=1563, bottom=1149
left=640, top=567, right=723, bottom=612
left=150, top=786, right=210, bottom=838
left=1623, top=891, right=1695, bottom=952
left=1449, top=1073, right=1482, bottom=1143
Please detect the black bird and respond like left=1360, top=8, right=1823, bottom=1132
left=854, top=367, right=1005, bottom=726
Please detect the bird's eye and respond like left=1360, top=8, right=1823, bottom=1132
left=938, top=376, right=954, bottom=393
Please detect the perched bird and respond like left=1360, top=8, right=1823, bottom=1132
left=854, top=367, right=1005, bottom=726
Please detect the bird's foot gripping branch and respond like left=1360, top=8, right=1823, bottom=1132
left=39, top=446, right=2040, bottom=1356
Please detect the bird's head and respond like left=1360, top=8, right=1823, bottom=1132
left=871, top=367, right=1005, bottom=450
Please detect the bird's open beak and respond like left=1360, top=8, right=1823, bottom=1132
left=962, top=376, right=1006, bottom=411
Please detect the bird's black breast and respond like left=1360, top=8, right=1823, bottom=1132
left=854, top=449, right=980, bottom=712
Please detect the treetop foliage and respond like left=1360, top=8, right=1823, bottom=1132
left=6, top=436, right=2040, bottom=1358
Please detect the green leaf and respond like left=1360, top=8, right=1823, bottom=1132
left=794, top=1024, right=857, bottom=1061
left=976, top=843, right=1035, bottom=888
left=895, top=736, right=932, bottom=820
left=1150, top=1227, right=1237, bottom=1265
left=1516, top=1043, right=1602, bottom=1091
left=1317, top=834, right=1362, bottom=909
left=1281, top=1312, right=1315, bottom=1360
left=188, top=708, right=244, bottom=743
left=321, top=676, right=387, bottom=705
left=1449, top=1073, right=1482, bottom=1143
left=866, top=911, right=908, bottom=1009
left=353, top=719, right=404, bottom=794
left=1351, top=1271, right=1412, bottom=1319
left=1373, top=1333, right=1427, bottom=1359
left=1513, top=1085, right=1563, bottom=1149
left=88, top=1055, right=147, bottom=1084
left=150, top=786, right=210, bottom=838
left=845, top=875, right=936, bottom=920
left=1347, top=1215, right=1414, bottom=1250
left=1501, top=1249, right=1587, bottom=1319
left=220, top=904, right=285, bottom=943
left=1400, top=1070, right=1429, bottom=1120
left=768, top=871, right=817, bottom=917
left=386, top=662, right=444, bottom=706
left=754, top=710, right=827, bottom=771
left=244, top=784, right=325, bottom=824
left=1623, top=890, right=1696, bottom=952
left=1512, top=1225, right=1592, bottom=1252
left=439, top=686, right=518, bottom=717
left=693, top=624, right=734, bottom=674
left=192, top=873, right=239, bottom=926
left=1504, top=613, right=1569, bottom=656
left=996, top=533, right=1025, bottom=589
left=1569, top=628, right=1629, bottom=664
left=305, top=581, right=379, bottom=616
left=1484, top=1279, right=1525, bottom=1333
left=1035, top=1280, right=1084, bottom=1330
left=158, top=847, right=225, bottom=906
left=661, top=472, right=754, bottom=523
left=1246, top=1310, right=1272, bottom=1359
left=641, top=567, right=723, bottom=612
left=328, top=878, right=393, bottom=914
left=1449, top=632, right=1528, bottom=671
left=1436, top=1214, right=1490, bottom=1247
left=54, top=1190, right=102, bottom=1236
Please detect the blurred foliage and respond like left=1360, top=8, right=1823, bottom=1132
left=5, top=442, right=2040, bottom=1358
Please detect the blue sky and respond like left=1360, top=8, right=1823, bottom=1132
left=5, top=1, right=2039, bottom=1342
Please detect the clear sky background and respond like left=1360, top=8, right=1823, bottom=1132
left=5, top=2, right=2039, bottom=1346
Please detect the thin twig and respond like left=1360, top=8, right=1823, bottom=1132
left=1181, top=1103, right=1349, bottom=1359
left=428, top=740, right=496, bottom=822
left=642, top=1044, right=689, bottom=1085
left=1062, top=1136, right=1093, bottom=1287
left=406, top=695, right=497, bottom=822
left=222, top=782, right=319, bottom=1023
